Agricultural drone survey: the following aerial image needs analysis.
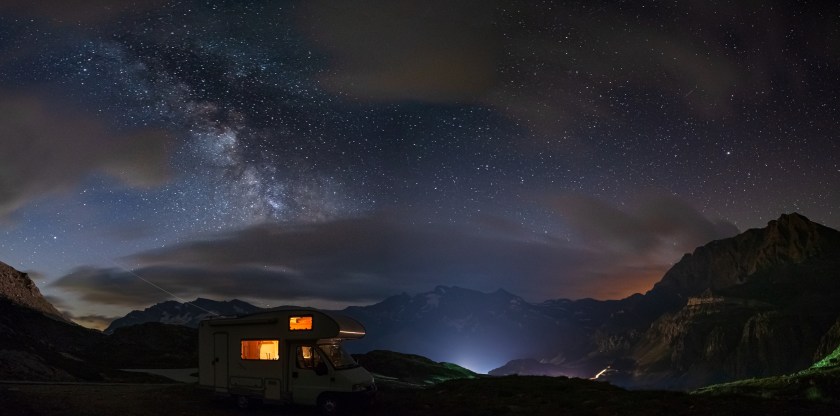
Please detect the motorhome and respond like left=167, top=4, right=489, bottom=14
left=198, top=309, right=376, bottom=413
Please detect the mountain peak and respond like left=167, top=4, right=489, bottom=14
left=650, top=212, right=840, bottom=300
left=766, top=212, right=816, bottom=233
left=771, top=212, right=810, bottom=224
left=0, top=261, right=68, bottom=321
left=433, top=285, right=450, bottom=294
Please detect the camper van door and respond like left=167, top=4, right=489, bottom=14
left=213, top=333, right=229, bottom=389
left=289, top=343, right=330, bottom=405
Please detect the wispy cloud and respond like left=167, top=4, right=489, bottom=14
left=52, top=194, right=737, bottom=308
left=0, top=92, right=172, bottom=223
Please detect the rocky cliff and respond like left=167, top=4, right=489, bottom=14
left=649, top=213, right=840, bottom=301
left=0, top=261, right=67, bottom=321
left=626, top=213, right=840, bottom=388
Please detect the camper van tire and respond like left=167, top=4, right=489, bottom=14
left=317, top=394, right=340, bottom=415
left=236, top=395, right=256, bottom=410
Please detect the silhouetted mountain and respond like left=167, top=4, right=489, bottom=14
left=0, top=262, right=104, bottom=380
left=623, top=213, right=840, bottom=388
left=101, top=213, right=840, bottom=388
left=339, top=285, right=607, bottom=375
left=0, top=295, right=104, bottom=381
left=0, top=262, right=201, bottom=381
left=104, top=297, right=260, bottom=333
left=0, top=260, right=67, bottom=322
left=649, top=213, right=840, bottom=301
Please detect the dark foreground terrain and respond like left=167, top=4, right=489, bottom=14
left=2, top=375, right=838, bottom=416
left=0, top=383, right=312, bottom=416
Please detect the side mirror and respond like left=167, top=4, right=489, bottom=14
left=315, top=361, right=328, bottom=376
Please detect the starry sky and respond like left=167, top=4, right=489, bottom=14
left=1, top=1, right=838, bottom=328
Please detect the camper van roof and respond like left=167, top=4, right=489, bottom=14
left=202, top=308, right=366, bottom=339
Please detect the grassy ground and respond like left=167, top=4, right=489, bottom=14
left=694, top=366, right=840, bottom=404
left=370, top=376, right=839, bottom=416
left=2, top=376, right=839, bottom=416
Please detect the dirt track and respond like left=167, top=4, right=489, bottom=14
left=0, top=383, right=318, bottom=416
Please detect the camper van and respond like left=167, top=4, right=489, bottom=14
left=198, top=309, right=376, bottom=413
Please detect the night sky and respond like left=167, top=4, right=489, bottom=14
left=1, top=1, right=838, bottom=328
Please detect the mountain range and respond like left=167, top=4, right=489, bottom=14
left=2, top=212, right=839, bottom=390
left=105, top=298, right=260, bottom=334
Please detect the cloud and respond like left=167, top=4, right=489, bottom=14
left=553, top=193, right=739, bottom=256
left=300, top=1, right=835, bottom=136
left=0, top=0, right=166, bottom=25
left=549, top=193, right=739, bottom=298
left=52, top=195, right=737, bottom=307
left=70, top=315, right=115, bottom=331
left=44, top=294, right=117, bottom=330
left=0, top=92, right=172, bottom=222
left=64, top=312, right=118, bottom=331
left=302, top=0, right=499, bottom=103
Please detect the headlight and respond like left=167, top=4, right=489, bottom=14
left=352, top=383, right=370, bottom=392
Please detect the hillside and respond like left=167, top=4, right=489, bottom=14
left=353, top=349, right=477, bottom=388
left=0, top=263, right=195, bottom=381
left=694, top=341, right=840, bottom=404
left=0, top=261, right=68, bottom=321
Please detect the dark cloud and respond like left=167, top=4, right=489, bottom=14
left=0, top=0, right=166, bottom=25
left=0, top=92, right=172, bottom=222
left=550, top=193, right=739, bottom=297
left=302, top=0, right=499, bottom=103
left=53, top=195, right=737, bottom=307
left=553, top=193, right=739, bottom=256
left=52, top=264, right=395, bottom=309
left=302, top=0, right=838, bottom=136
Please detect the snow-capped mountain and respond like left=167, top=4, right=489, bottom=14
left=104, top=298, right=260, bottom=333
left=339, top=285, right=603, bottom=374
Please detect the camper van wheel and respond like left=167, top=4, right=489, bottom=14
left=236, top=395, right=252, bottom=410
left=317, top=394, right=340, bottom=415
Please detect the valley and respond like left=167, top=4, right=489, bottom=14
left=2, top=213, right=840, bottom=414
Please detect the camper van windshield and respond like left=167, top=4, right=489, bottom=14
left=318, top=343, right=358, bottom=370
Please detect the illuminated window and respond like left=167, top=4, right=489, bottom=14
left=296, top=345, right=322, bottom=369
left=289, top=315, right=313, bottom=331
left=241, top=340, right=280, bottom=360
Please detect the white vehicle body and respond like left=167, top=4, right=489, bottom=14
left=198, top=309, right=376, bottom=411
